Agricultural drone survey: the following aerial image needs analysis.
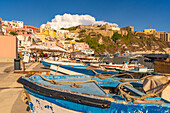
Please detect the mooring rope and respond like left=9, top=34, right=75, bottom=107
left=37, top=73, right=98, bottom=87
left=117, top=80, right=170, bottom=101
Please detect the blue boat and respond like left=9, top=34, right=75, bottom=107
left=18, top=74, right=170, bottom=113
left=41, top=60, right=87, bottom=69
left=49, top=64, right=119, bottom=76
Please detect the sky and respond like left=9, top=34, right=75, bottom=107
left=0, top=0, right=170, bottom=32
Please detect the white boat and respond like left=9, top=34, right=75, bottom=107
left=91, top=59, right=141, bottom=70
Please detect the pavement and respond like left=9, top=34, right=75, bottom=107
left=0, top=62, right=49, bottom=113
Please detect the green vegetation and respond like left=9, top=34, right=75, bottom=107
left=97, top=34, right=102, bottom=37
left=9, top=31, right=18, bottom=35
left=122, top=30, right=133, bottom=45
left=75, top=39, right=84, bottom=42
left=111, top=32, right=122, bottom=42
left=85, top=36, right=106, bottom=52
left=100, top=28, right=105, bottom=30
left=65, top=38, right=73, bottom=40
left=79, top=30, right=86, bottom=33
left=91, top=34, right=96, bottom=36
left=102, top=36, right=109, bottom=42
left=60, top=27, right=77, bottom=31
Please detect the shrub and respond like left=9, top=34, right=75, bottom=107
left=65, top=38, right=73, bottom=40
left=111, top=32, right=122, bottom=42
left=9, top=31, right=18, bottom=35
left=100, top=28, right=105, bottom=30
left=79, top=30, right=86, bottom=33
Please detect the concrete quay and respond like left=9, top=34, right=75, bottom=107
left=0, top=62, right=49, bottom=113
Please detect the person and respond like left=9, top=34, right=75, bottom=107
left=39, top=57, right=42, bottom=62
left=35, top=55, right=37, bottom=62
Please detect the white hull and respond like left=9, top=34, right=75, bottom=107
left=44, top=60, right=85, bottom=66
left=50, top=65, right=85, bottom=75
left=29, top=94, right=81, bottom=113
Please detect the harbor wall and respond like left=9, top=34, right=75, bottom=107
left=154, top=60, right=170, bottom=73
left=0, top=36, right=18, bottom=62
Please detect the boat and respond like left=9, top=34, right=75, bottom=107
left=49, top=64, right=119, bottom=76
left=18, top=74, right=170, bottom=113
left=90, top=59, right=141, bottom=69
left=78, top=56, right=100, bottom=66
left=41, top=60, right=87, bottom=69
left=111, top=63, right=155, bottom=73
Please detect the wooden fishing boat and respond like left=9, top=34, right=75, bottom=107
left=18, top=74, right=170, bottom=113
left=41, top=60, right=87, bottom=69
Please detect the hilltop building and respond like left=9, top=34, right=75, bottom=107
left=120, top=26, right=134, bottom=32
left=70, top=24, right=135, bottom=37
left=135, top=28, right=170, bottom=42
left=78, top=23, right=120, bottom=31
left=144, top=29, right=156, bottom=35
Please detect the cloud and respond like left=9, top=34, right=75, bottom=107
left=41, top=13, right=119, bottom=30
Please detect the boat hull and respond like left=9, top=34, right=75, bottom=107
left=18, top=76, right=170, bottom=113
left=26, top=87, right=170, bottom=113
left=56, top=65, right=119, bottom=76
left=41, top=61, right=87, bottom=69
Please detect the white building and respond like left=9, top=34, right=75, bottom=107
left=17, top=35, right=36, bottom=51
left=56, top=30, right=69, bottom=34
left=111, top=26, right=120, bottom=31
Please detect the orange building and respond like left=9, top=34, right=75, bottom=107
left=0, top=36, right=18, bottom=62
left=23, top=25, right=40, bottom=33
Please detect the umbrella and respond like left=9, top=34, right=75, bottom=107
left=49, top=46, right=67, bottom=52
left=28, top=45, right=49, bottom=51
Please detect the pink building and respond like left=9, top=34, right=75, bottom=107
left=0, top=36, right=18, bottom=62
left=44, top=41, right=56, bottom=48
left=5, top=28, right=32, bottom=35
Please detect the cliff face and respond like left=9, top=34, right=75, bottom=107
left=81, top=34, right=170, bottom=54
left=66, top=26, right=170, bottom=54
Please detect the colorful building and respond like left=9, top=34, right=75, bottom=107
left=0, top=36, right=18, bottom=62
left=23, top=25, right=40, bottom=33
left=34, top=33, right=48, bottom=42
left=40, top=22, right=56, bottom=39
left=5, top=28, right=32, bottom=35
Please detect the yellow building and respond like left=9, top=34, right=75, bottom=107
left=144, top=29, right=156, bottom=35
left=120, top=26, right=134, bottom=32
left=40, top=22, right=57, bottom=40
left=35, top=33, right=48, bottom=42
